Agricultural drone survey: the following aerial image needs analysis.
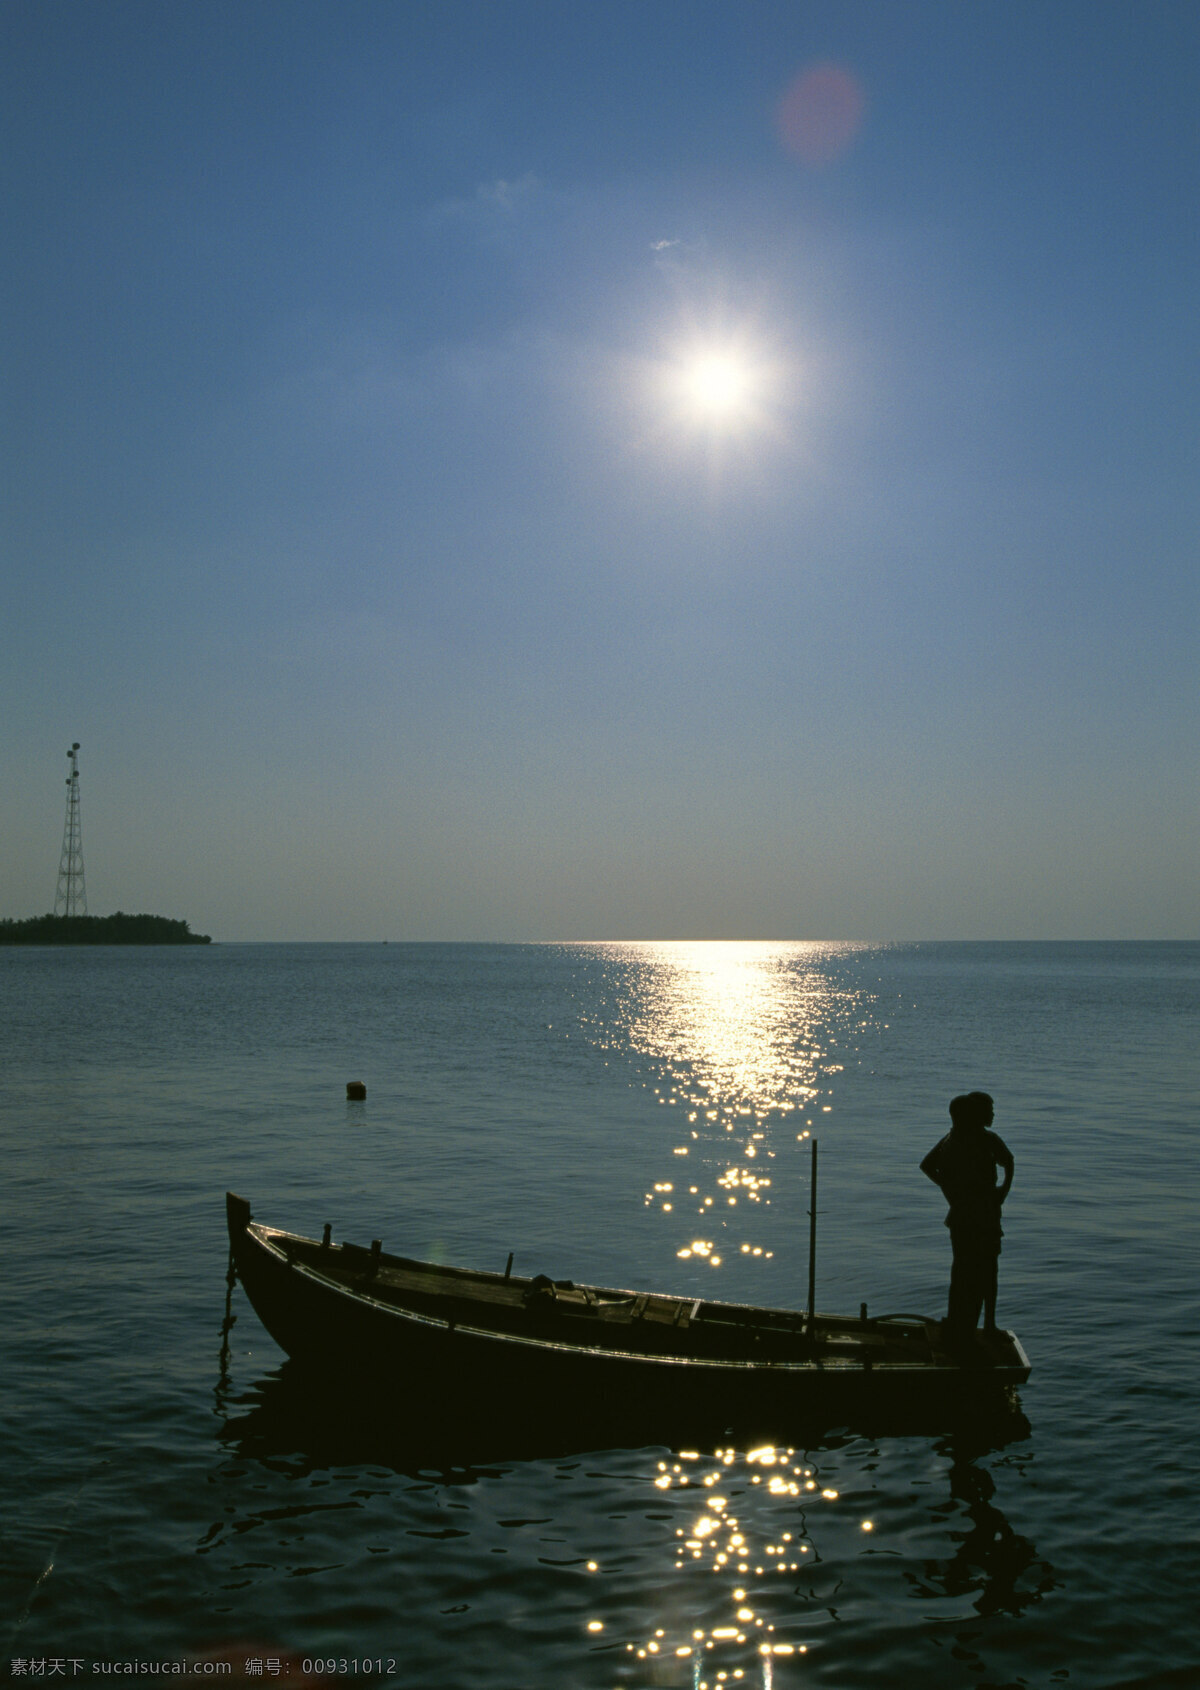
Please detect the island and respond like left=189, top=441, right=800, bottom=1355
left=0, top=913, right=212, bottom=945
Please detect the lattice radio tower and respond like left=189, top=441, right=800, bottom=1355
left=54, top=742, right=88, bottom=916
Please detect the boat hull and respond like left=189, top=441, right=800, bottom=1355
left=225, top=1193, right=1030, bottom=1426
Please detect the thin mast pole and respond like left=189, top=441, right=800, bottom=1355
left=806, top=1137, right=818, bottom=1329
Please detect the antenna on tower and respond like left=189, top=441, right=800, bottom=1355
left=54, top=742, right=88, bottom=917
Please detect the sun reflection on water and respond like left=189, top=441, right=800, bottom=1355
left=577, top=942, right=882, bottom=1272
left=612, top=1443, right=842, bottom=1684
left=567, top=1428, right=1048, bottom=1686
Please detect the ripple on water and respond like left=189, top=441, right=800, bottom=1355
left=3, top=942, right=1199, bottom=1686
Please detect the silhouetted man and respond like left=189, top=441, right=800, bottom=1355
left=921, top=1092, right=1014, bottom=1344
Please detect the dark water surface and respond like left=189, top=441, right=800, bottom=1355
left=2, top=942, right=1196, bottom=1687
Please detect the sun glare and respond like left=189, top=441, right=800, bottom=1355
left=634, top=318, right=797, bottom=469
left=655, top=333, right=784, bottom=444
left=684, top=354, right=753, bottom=416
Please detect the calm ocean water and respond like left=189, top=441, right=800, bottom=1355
left=2, top=941, right=1197, bottom=1688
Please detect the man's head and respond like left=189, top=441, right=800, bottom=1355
left=949, top=1091, right=994, bottom=1129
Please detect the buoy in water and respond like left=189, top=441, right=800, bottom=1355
left=346, top=1080, right=367, bottom=1101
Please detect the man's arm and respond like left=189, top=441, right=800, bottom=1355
left=920, top=1143, right=946, bottom=1189
left=993, top=1135, right=1014, bottom=1204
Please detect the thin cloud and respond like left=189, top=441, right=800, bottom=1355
left=432, top=172, right=545, bottom=232
left=650, top=234, right=708, bottom=281
left=475, top=173, right=542, bottom=212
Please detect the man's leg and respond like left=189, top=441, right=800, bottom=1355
left=947, top=1233, right=985, bottom=1337
left=982, top=1249, right=1000, bottom=1333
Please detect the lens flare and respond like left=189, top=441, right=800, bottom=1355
left=776, top=62, right=866, bottom=164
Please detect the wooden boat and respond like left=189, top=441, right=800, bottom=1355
left=225, top=1191, right=1031, bottom=1421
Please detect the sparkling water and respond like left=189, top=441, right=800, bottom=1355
left=2, top=941, right=1196, bottom=1686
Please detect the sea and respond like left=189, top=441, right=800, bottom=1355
left=1, top=941, right=1196, bottom=1689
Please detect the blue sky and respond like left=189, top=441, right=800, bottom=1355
left=3, top=0, right=1196, bottom=939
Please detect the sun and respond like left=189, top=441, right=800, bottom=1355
left=683, top=353, right=754, bottom=417
left=633, top=320, right=795, bottom=466
left=659, top=337, right=776, bottom=437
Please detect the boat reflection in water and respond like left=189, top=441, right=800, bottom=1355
left=213, top=1352, right=1041, bottom=1690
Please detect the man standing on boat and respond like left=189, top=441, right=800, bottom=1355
left=921, top=1092, right=1014, bottom=1346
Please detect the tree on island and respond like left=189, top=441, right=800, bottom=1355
left=0, top=913, right=212, bottom=945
